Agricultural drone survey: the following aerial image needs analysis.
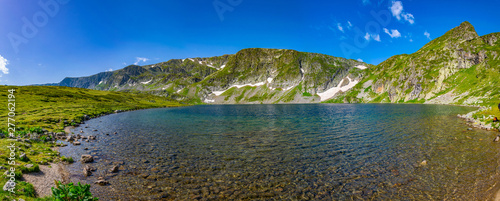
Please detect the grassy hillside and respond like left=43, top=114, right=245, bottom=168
left=0, top=86, right=183, bottom=200
left=0, top=86, right=183, bottom=132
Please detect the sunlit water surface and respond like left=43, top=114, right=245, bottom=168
left=60, top=104, right=500, bottom=200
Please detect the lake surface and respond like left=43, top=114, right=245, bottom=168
left=60, top=104, right=500, bottom=200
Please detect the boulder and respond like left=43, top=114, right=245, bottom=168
left=73, top=141, right=81, bottom=145
left=494, top=136, right=500, bottom=142
left=81, top=155, right=94, bottom=163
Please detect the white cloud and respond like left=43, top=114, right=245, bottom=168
left=383, top=28, right=402, bottom=38
left=0, top=55, right=9, bottom=75
left=409, top=39, right=413, bottom=42
left=362, top=0, right=371, bottom=5
left=390, top=1, right=403, bottom=20
left=424, top=31, right=431, bottom=39
left=337, top=23, right=344, bottom=32
left=364, top=33, right=381, bottom=42
left=105, top=68, right=113, bottom=72
left=390, top=1, right=415, bottom=24
left=402, top=13, right=414, bottom=24
left=357, top=58, right=364, bottom=62
left=347, top=21, right=353, bottom=29
left=134, top=57, right=149, bottom=65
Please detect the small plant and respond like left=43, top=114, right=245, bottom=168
left=61, top=156, right=74, bottom=163
left=29, top=127, right=44, bottom=134
left=51, top=181, right=98, bottom=201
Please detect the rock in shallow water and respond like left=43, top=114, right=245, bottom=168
left=81, top=154, right=94, bottom=163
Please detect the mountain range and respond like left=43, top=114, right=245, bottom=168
left=55, top=21, right=499, bottom=106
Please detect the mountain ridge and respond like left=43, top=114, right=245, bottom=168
left=53, top=21, right=499, bottom=106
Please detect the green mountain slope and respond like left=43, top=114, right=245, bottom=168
left=58, top=48, right=370, bottom=104
left=331, top=21, right=500, bottom=105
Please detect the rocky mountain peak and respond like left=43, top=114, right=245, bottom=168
left=448, top=21, right=478, bottom=41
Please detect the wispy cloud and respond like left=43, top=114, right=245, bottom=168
left=362, top=0, right=371, bottom=5
left=364, top=33, right=370, bottom=41
left=424, top=31, right=431, bottom=40
left=390, top=1, right=415, bottom=24
left=347, top=21, right=353, bottom=29
left=337, top=23, right=344, bottom=32
left=357, top=58, right=364, bottom=62
left=105, top=68, right=113, bottom=72
left=0, top=55, right=9, bottom=76
left=383, top=28, right=401, bottom=38
left=402, top=13, right=414, bottom=24
left=365, top=33, right=381, bottom=42
left=134, top=57, right=149, bottom=65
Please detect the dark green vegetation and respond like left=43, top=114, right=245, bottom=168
left=0, top=86, right=182, bottom=200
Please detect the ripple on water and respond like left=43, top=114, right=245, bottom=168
left=59, top=104, right=500, bottom=200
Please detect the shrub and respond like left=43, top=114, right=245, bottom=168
left=51, top=181, right=98, bottom=201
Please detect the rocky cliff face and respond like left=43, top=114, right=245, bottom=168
left=57, top=48, right=369, bottom=104
left=332, top=21, right=500, bottom=106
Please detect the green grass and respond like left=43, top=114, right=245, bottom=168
left=0, top=86, right=183, bottom=131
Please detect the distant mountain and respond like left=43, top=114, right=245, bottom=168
left=57, top=48, right=370, bottom=104
left=330, top=21, right=500, bottom=106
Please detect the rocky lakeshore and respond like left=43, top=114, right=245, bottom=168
left=458, top=106, right=500, bottom=131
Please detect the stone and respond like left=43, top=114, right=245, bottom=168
left=86, top=165, right=97, bottom=171
left=109, top=165, right=119, bottom=173
left=95, top=180, right=109, bottom=185
left=420, top=160, right=428, bottom=166
left=24, top=164, right=34, bottom=168
left=494, top=136, right=500, bottom=142
left=84, top=147, right=89, bottom=150
left=2, top=181, right=15, bottom=191
left=81, top=155, right=94, bottom=163
left=19, top=153, right=27, bottom=161
left=73, top=141, right=81, bottom=145
left=467, top=128, right=473, bottom=131
left=83, top=166, right=92, bottom=176
left=66, top=135, right=74, bottom=142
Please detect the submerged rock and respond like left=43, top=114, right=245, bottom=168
left=81, top=155, right=94, bottom=163
left=95, top=180, right=109, bottom=185
left=109, top=165, right=119, bottom=173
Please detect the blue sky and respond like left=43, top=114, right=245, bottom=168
left=0, top=0, right=499, bottom=85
